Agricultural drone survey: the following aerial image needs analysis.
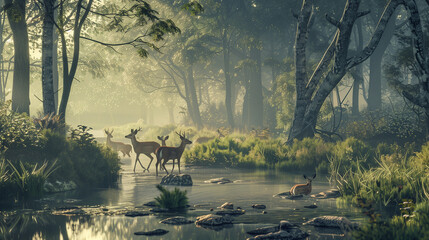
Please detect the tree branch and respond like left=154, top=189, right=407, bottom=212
left=325, top=14, right=341, bottom=28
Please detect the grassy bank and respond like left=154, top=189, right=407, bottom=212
left=0, top=101, right=120, bottom=201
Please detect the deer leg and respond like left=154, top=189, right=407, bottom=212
left=178, top=158, right=181, bottom=174
left=163, top=160, right=169, bottom=175
left=136, top=154, right=147, bottom=172
left=145, top=154, right=154, bottom=172
left=171, top=159, right=175, bottom=174
left=133, top=154, right=139, bottom=172
left=126, top=151, right=131, bottom=157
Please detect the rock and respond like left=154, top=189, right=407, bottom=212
left=247, top=226, right=279, bottom=235
left=204, top=177, right=232, bottom=184
left=210, top=208, right=214, bottom=211
left=252, top=204, right=266, bottom=209
left=273, top=192, right=304, bottom=200
left=262, top=211, right=267, bottom=214
left=246, top=230, right=308, bottom=240
left=279, top=220, right=297, bottom=230
left=150, top=207, right=169, bottom=213
left=143, top=201, right=157, bottom=207
left=303, top=204, right=317, bottom=209
left=273, top=192, right=291, bottom=198
left=43, top=180, right=77, bottom=193
left=53, top=208, right=86, bottom=215
left=160, top=174, right=193, bottom=186
left=311, top=189, right=341, bottom=199
left=195, top=214, right=233, bottom=226
left=216, top=209, right=245, bottom=216
left=160, top=216, right=194, bottom=225
left=247, top=226, right=280, bottom=236
left=134, top=229, right=169, bottom=236
left=125, top=211, right=149, bottom=217
left=219, top=202, right=234, bottom=209
left=303, top=216, right=358, bottom=229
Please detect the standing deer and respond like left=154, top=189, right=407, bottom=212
left=155, top=132, right=192, bottom=176
left=289, top=174, right=316, bottom=196
left=125, top=128, right=160, bottom=172
left=105, top=129, right=132, bottom=157
left=157, top=135, right=169, bottom=146
left=194, top=129, right=225, bottom=145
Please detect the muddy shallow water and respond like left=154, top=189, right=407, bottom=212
left=0, top=155, right=366, bottom=240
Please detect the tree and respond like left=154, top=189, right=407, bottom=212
left=40, top=0, right=57, bottom=115
left=386, top=0, right=429, bottom=138
left=288, top=0, right=400, bottom=141
left=4, top=0, right=30, bottom=114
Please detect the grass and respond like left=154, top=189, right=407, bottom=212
left=353, top=201, right=429, bottom=240
left=154, top=184, right=188, bottom=210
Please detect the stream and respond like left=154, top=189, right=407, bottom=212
left=0, top=155, right=365, bottom=240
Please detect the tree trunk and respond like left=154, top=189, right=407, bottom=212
left=223, top=30, right=234, bottom=129
left=367, top=10, right=396, bottom=111
left=186, top=66, right=202, bottom=128
left=42, top=0, right=57, bottom=115
left=6, top=0, right=30, bottom=114
left=248, top=42, right=263, bottom=128
left=53, top=6, right=59, bottom=110
left=242, top=72, right=249, bottom=129
left=352, top=19, right=363, bottom=116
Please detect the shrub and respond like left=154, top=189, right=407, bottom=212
left=8, top=160, right=57, bottom=199
left=154, top=184, right=188, bottom=209
left=353, top=201, right=429, bottom=240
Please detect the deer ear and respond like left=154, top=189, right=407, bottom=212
left=165, top=136, right=169, bottom=140
left=303, top=174, right=307, bottom=179
left=313, top=174, right=316, bottom=179
left=131, top=129, right=134, bottom=132
left=158, top=136, right=162, bottom=140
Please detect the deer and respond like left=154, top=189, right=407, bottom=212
left=125, top=128, right=160, bottom=172
left=155, top=132, right=192, bottom=176
left=157, top=135, right=169, bottom=171
left=157, top=135, right=169, bottom=146
left=194, top=128, right=225, bottom=145
left=104, top=129, right=132, bottom=157
left=289, top=174, right=316, bottom=196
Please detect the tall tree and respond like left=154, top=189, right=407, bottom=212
left=41, top=0, right=57, bottom=115
left=5, top=0, right=30, bottom=114
left=288, top=0, right=400, bottom=141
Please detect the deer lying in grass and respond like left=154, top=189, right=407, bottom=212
left=289, top=174, right=316, bottom=196
left=194, top=129, right=225, bottom=145
left=155, top=132, right=192, bottom=176
left=125, top=128, right=160, bottom=172
left=105, top=129, right=132, bottom=157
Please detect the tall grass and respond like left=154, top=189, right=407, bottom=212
left=154, top=184, right=188, bottom=209
left=332, top=152, right=429, bottom=206
left=353, top=201, right=429, bottom=240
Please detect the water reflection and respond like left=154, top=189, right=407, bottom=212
left=0, top=157, right=364, bottom=239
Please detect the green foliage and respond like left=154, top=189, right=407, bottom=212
left=8, top=160, right=57, bottom=199
left=154, top=184, right=188, bottom=209
left=70, top=125, right=96, bottom=145
left=340, top=110, right=425, bottom=144
left=181, top=2, right=204, bottom=16
left=353, top=201, right=429, bottom=240
left=0, top=101, right=41, bottom=154
left=333, top=154, right=429, bottom=206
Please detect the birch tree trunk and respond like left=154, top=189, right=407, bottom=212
left=6, top=0, right=30, bottom=114
left=42, top=0, right=57, bottom=115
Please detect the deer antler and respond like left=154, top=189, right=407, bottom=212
left=137, top=127, right=142, bottom=132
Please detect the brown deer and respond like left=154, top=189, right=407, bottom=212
left=125, top=128, right=160, bottom=172
left=157, top=135, right=169, bottom=146
left=289, top=174, right=316, bottom=196
left=194, top=129, right=225, bottom=145
left=104, top=129, right=132, bottom=157
left=155, top=132, right=192, bottom=176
